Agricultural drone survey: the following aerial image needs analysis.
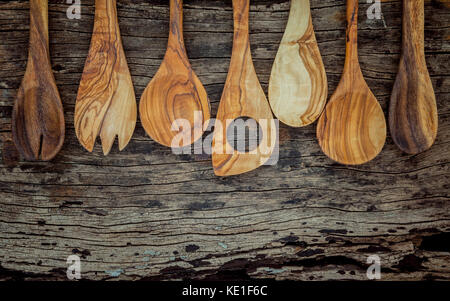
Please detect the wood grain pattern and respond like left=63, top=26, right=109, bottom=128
left=1, top=0, right=449, bottom=282
left=75, top=0, right=136, bottom=155
left=389, top=0, right=438, bottom=155
left=269, top=0, right=327, bottom=127
left=212, top=0, right=277, bottom=177
left=316, top=0, right=386, bottom=165
left=11, top=0, right=65, bottom=161
left=139, top=0, right=210, bottom=148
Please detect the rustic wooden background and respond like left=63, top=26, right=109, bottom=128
left=0, top=0, right=449, bottom=281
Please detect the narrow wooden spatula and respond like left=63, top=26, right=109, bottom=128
left=12, top=0, right=65, bottom=161
left=75, top=0, right=136, bottom=155
left=140, top=0, right=210, bottom=148
left=389, top=0, right=438, bottom=155
left=269, top=0, right=327, bottom=127
left=316, top=0, right=386, bottom=165
left=212, top=0, right=277, bottom=176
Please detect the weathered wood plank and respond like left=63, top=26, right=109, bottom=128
left=0, top=0, right=449, bottom=280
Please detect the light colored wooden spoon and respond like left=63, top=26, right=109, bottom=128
left=212, top=0, right=277, bottom=177
left=75, top=0, right=136, bottom=155
left=12, top=0, right=65, bottom=161
left=139, top=0, right=210, bottom=148
left=316, top=0, right=386, bottom=165
left=389, top=0, right=438, bottom=154
left=269, top=0, right=327, bottom=127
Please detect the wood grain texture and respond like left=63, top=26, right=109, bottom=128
left=0, top=0, right=449, bottom=281
left=11, top=0, right=65, bottom=161
left=139, top=0, right=210, bottom=148
left=316, top=0, right=386, bottom=165
left=269, top=0, right=327, bottom=127
left=389, top=0, right=438, bottom=155
left=75, top=0, right=136, bottom=155
left=212, top=0, right=277, bottom=177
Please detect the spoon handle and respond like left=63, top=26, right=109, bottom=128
left=29, top=0, right=49, bottom=57
left=168, top=0, right=185, bottom=51
left=343, top=0, right=360, bottom=77
left=93, top=0, right=119, bottom=34
left=231, top=0, right=250, bottom=61
left=402, top=0, right=425, bottom=57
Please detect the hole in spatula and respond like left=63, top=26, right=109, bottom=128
left=226, top=117, right=263, bottom=153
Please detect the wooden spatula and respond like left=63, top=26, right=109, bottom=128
left=75, top=0, right=136, bottom=155
left=316, top=0, right=386, bottom=165
left=140, top=0, right=210, bottom=148
left=12, top=0, right=65, bottom=161
left=212, top=0, right=277, bottom=176
left=389, top=0, right=438, bottom=155
left=269, top=0, right=327, bottom=127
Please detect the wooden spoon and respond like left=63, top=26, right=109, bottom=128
left=316, top=0, right=386, bottom=165
left=12, top=0, right=65, bottom=161
left=269, top=0, right=327, bottom=127
left=139, top=0, right=210, bottom=148
left=75, top=0, right=136, bottom=155
left=212, top=0, right=277, bottom=176
left=389, top=0, right=438, bottom=154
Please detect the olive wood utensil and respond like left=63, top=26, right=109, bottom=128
left=269, top=0, right=327, bottom=127
left=316, top=0, right=386, bottom=165
left=75, top=0, right=136, bottom=155
left=12, top=0, right=65, bottom=161
left=212, top=0, right=277, bottom=176
left=139, top=0, right=210, bottom=148
left=389, top=0, right=438, bottom=154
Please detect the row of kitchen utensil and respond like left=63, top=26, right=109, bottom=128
left=11, top=0, right=438, bottom=177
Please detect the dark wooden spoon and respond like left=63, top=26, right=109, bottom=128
left=316, top=0, right=386, bottom=165
left=389, top=0, right=438, bottom=154
left=12, top=0, right=65, bottom=161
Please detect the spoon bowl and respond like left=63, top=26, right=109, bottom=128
left=316, top=0, right=386, bottom=165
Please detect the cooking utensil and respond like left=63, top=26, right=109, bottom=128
left=12, top=0, right=65, bottom=161
left=269, top=0, right=327, bottom=127
left=75, top=0, right=136, bottom=155
left=140, top=0, right=210, bottom=148
left=389, top=0, right=438, bottom=154
left=212, top=0, right=277, bottom=176
left=316, top=0, right=386, bottom=165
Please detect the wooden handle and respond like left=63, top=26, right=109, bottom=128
left=229, top=0, right=251, bottom=69
left=29, top=0, right=49, bottom=57
left=344, top=0, right=360, bottom=75
left=168, top=0, right=185, bottom=50
left=402, top=0, right=425, bottom=55
left=93, top=0, right=119, bottom=33
left=233, top=0, right=250, bottom=33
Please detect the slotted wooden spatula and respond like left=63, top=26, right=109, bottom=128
left=269, top=0, right=327, bottom=127
left=12, top=0, right=65, bottom=161
left=316, top=0, right=386, bottom=165
left=140, top=0, right=210, bottom=148
left=75, top=0, right=136, bottom=155
left=212, top=0, right=277, bottom=176
left=389, top=0, right=438, bottom=154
